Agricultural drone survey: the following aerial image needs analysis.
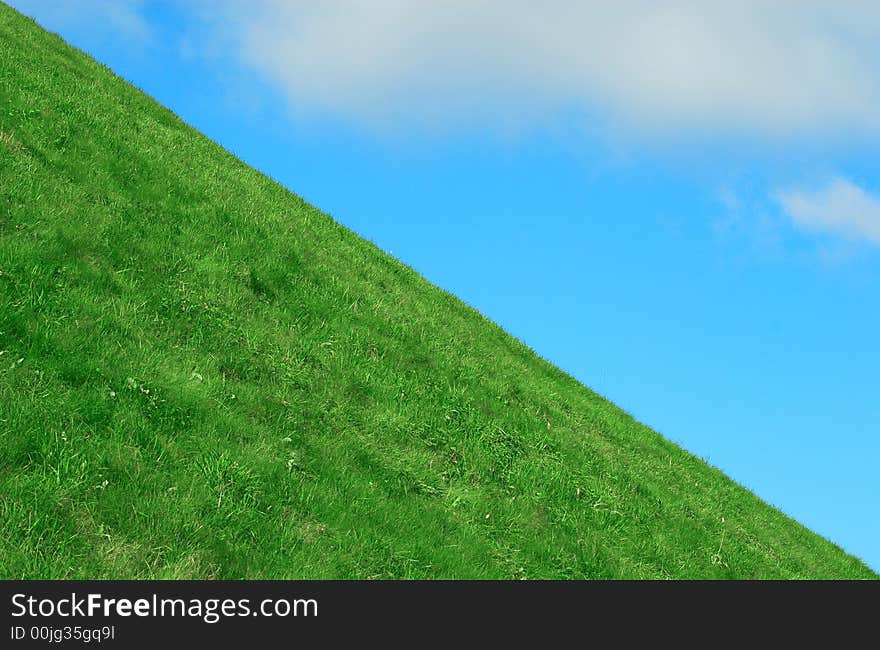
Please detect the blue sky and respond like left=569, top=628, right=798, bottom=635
left=10, top=1, right=879, bottom=571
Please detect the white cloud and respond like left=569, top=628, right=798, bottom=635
left=13, top=1, right=880, bottom=139
left=776, top=178, right=880, bottom=245
left=203, top=0, right=880, bottom=138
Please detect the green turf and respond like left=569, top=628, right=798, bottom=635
left=0, top=4, right=874, bottom=579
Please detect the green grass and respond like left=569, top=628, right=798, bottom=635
left=0, top=3, right=874, bottom=580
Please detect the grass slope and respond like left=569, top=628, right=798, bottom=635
left=0, top=4, right=874, bottom=579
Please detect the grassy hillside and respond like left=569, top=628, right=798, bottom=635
left=0, top=4, right=874, bottom=579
